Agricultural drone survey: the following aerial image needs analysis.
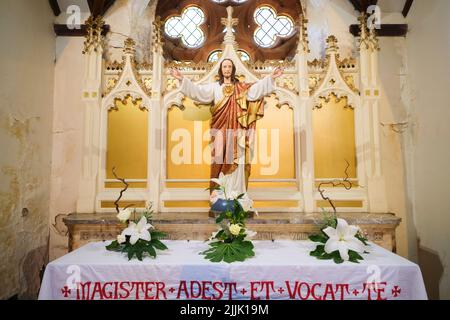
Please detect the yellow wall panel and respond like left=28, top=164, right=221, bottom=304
left=106, top=97, right=148, bottom=184
left=316, top=200, right=363, bottom=208
left=251, top=96, right=295, bottom=180
left=105, top=182, right=147, bottom=189
left=313, top=93, right=357, bottom=179
left=166, top=101, right=212, bottom=181
left=253, top=200, right=299, bottom=208
left=101, top=201, right=147, bottom=209
left=164, top=201, right=210, bottom=208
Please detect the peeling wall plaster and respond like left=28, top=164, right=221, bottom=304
left=0, top=0, right=55, bottom=299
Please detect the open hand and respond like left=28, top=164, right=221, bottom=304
left=170, top=68, right=183, bottom=81
left=271, top=66, right=284, bottom=80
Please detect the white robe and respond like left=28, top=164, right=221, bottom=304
left=180, top=76, right=275, bottom=198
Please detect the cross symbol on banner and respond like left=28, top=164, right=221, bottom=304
left=392, top=286, right=402, bottom=298
left=240, top=288, right=247, bottom=295
left=278, top=287, right=285, bottom=294
left=61, top=286, right=71, bottom=298
left=169, top=288, right=176, bottom=294
left=352, top=289, right=360, bottom=296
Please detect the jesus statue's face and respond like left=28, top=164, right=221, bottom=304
left=221, top=60, right=233, bottom=80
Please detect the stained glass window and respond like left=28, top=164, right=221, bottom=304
left=165, top=7, right=206, bottom=48
left=254, top=6, right=294, bottom=48
left=208, top=50, right=222, bottom=63
left=207, top=50, right=251, bottom=63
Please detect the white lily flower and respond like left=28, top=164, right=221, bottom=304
left=211, top=172, right=234, bottom=198
left=116, top=208, right=132, bottom=223
left=227, top=191, right=239, bottom=200
left=237, top=193, right=253, bottom=211
left=121, top=216, right=154, bottom=245
left=210, top=189, right=226, bottom=204
left=244, top=229, right=257, bottom=240
left=211, top=172, right=227, bottom=187
left=117, top=234, right=126, bottom=244
left=323, top=218, right=366, bottom=261
left=209, top=228, right=221, bottom=241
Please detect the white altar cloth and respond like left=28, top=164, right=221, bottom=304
left=38, top=240, right=427, bottom=300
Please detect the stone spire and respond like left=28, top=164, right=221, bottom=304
left=221, top=6, right=239, bottom=47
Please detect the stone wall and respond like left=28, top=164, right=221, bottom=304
left=0, top=0, right=55, bottom=299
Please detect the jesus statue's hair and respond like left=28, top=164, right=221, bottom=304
left=218, top=59, right=240, bottom=85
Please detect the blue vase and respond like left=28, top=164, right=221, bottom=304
left=211, top=199, right=239, bottom=214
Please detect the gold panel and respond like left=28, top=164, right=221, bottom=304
left=251, top=97, right=295, bottom=180
left=254, top=201, right=299, bottom=208
left=315, top=181, right=359, bottom=188
left=166, top=100, right=211, bottom=182
left=164, top=201, right=210, bottom=208
left=106, top=97, right=148, bottom=185
left=313, top=93, right=357, bottom=179
left=101, top=201, right=147, bottom=209
left=249, top=181, right=297, bottom=188
left=165, top=182, right=210, bottom=188
left=105, top=182, right=147, bottom=188
left=166, top=96, right=295, bottom=187
left=316, top=200, right=363, bottom=208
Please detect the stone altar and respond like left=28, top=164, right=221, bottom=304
left=64, top=212, right=401, bottom=252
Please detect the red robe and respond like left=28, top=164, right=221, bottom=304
left=209, top=82, right=265, bottom=191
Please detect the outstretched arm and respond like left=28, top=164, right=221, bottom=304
left=247, top=67, right=283, bottom=101
left=171, top=68, right=214, bottom=104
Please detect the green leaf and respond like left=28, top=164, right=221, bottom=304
left=204, top=242, right=226, bottom=262
left=127, top=248, right=135, bottom=260
left=136, top=250, right=143, bottom=261
left=216, top=213, right=225, bottom=224
left=329, top=251, right=343, bottom=264
left=151, top=239, right=168, bottom=251
left=355, top=233, right=369, bottom=246
left=348, top=250, right=363, bottom=262
left=215, top=230, right=225, bottom=239
left=106, top=241, right=121, bottom=251
left=310, top=244, right=325, bottom=256
left=205, top=186, right=221, bottom=191
left=150, top=231, right=167, bottom=240
left=209, top=241, right=222, bottom=248
left=202, top=240, right=255, bottom=263
left=146, top=245, right=157, bottom=258
left=309, top=234, right=328, bottom=243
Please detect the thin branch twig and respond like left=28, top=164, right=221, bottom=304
left=112, top=167, right=132, bottom=214
left=317, top=160, right=353, bottom=217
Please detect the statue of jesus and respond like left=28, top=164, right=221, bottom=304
left=171, top=59, right=283, bottom=202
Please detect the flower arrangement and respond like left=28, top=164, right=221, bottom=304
left=202, top=173, right=257, bottom=263
left=106, top=167, right=167, bottom=261
left=309, top=213, right=369, bottom=264
left=309, top=161, right=370, bottom=263
left=106, top=205, right=168, bottom=261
